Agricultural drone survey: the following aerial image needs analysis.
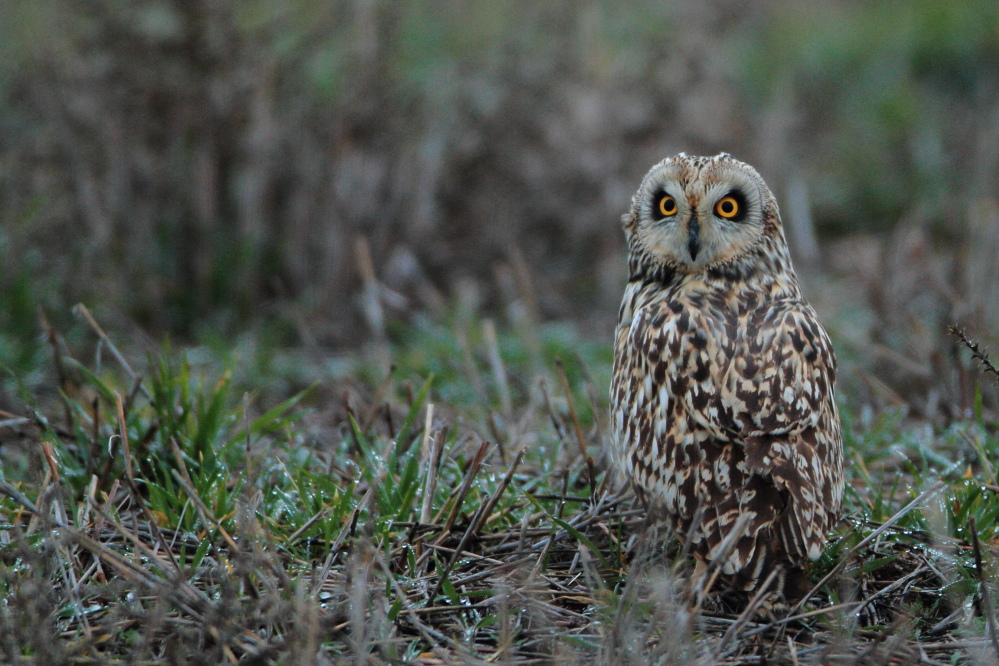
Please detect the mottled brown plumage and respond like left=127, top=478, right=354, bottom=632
left=611, top=153, right=843, bottom=600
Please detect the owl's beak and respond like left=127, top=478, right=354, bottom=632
left=687, top=214, right=700, bottom=261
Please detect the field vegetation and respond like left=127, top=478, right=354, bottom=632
left=1, top=304, right=998, bottom=663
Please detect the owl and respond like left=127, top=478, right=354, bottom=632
left=610, top=153, right=843, bottom=602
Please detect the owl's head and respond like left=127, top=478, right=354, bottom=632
left=623, top=153, right=792, bottom=281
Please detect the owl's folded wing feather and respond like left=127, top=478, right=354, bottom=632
left=724, top=299, right=836, bottom=438
left=726, top=299, right=841, bottom=563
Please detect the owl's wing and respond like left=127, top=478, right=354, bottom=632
left=724, top=298, right=841, bottom=563
left=724, top=298, right=836, bottom=439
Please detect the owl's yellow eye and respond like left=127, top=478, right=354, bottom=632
left=715, top=196, right=739, bottom=219
left=658, top=195, right=678, bottom=217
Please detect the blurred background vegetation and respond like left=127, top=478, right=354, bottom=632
left=1, top=0, right=998, bottom=418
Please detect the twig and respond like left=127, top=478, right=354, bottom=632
left=434, top=439, right=490, bottom=540
left=1, top=479, right=211, bottom=624
left=416, top=447, right=523, bottom=580
left=429, top=498, right=490, bottom=602
left=85, top=497, right=206, bottom=607
left=89, top=396, right=102, bottom=477
left=284, top=502, right=334, bottom=546
left=170, top=468, right=241, bottom=555
left=312, top=485, right=374, bottom=598
left=71, top=527, right=207, bottom=621
left=951, top=325, right=999, bottom=382
left=483, top=319, right=512, bottom=418
left=554, top=359, right=588, bottom=462
left=787, top=636, right=800, bottom=666
left=362, top=364, right=396, bottom=433
left=715, top=567, right=781, bottom=658
left=242, top=392, right=254, bottom=487
left=39, top=307, right=74, bottom=431
left=574, top=351, right=606, bottom=450
left=122, top=373, right=145, bottom=417
left=37, top=438, right=62, bottom=485
left=419, top=418, right=441, bottom=526
left=853, top=564, right=929, bottom=619
left=424, top=543, right=507, bottom=566
left=471, top=448, right=524, bottom=536
left=0, top=417, right=32, bottom=430
left=0, top=479, right=41, bottom=515
left=414, top=403, right=436, bottom=563
left=354, top=235, right=385, bottom=339
left=742, top=601, right=866, bottom=637
left=851, top=615, right=911, bottom=664
left=116, top=393, right=183, bottom=575
left=72, top=303, right=152, bottom=399
left=538, top=377, right=567, bottom=442
left=531, top=471, right=569, bottom=577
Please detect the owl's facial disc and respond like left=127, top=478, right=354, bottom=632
left=632, top=160, right=765, bottom=272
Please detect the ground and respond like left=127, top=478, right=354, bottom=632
left=1, top=301, right=998, bottom=665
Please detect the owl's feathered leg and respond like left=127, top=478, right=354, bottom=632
left=631, top=480, right=650, bottom=513
left=688, top=557, right=711, bottom=606
left=722, top=558, right=814, bottom=619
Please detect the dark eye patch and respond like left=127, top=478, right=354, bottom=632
left=651, top=190, right=678, bottom=221
left=716, top=189, right=747, bottom=222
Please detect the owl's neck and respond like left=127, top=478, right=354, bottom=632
left=701, top=243, right=802, bottom=300
left=621, top=244, right=802, bottom=323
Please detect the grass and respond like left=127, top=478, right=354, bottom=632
left=1, top=306, right=999, bottom=664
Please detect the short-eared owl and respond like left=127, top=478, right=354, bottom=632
left=611, top=153, right=843, bottom=600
